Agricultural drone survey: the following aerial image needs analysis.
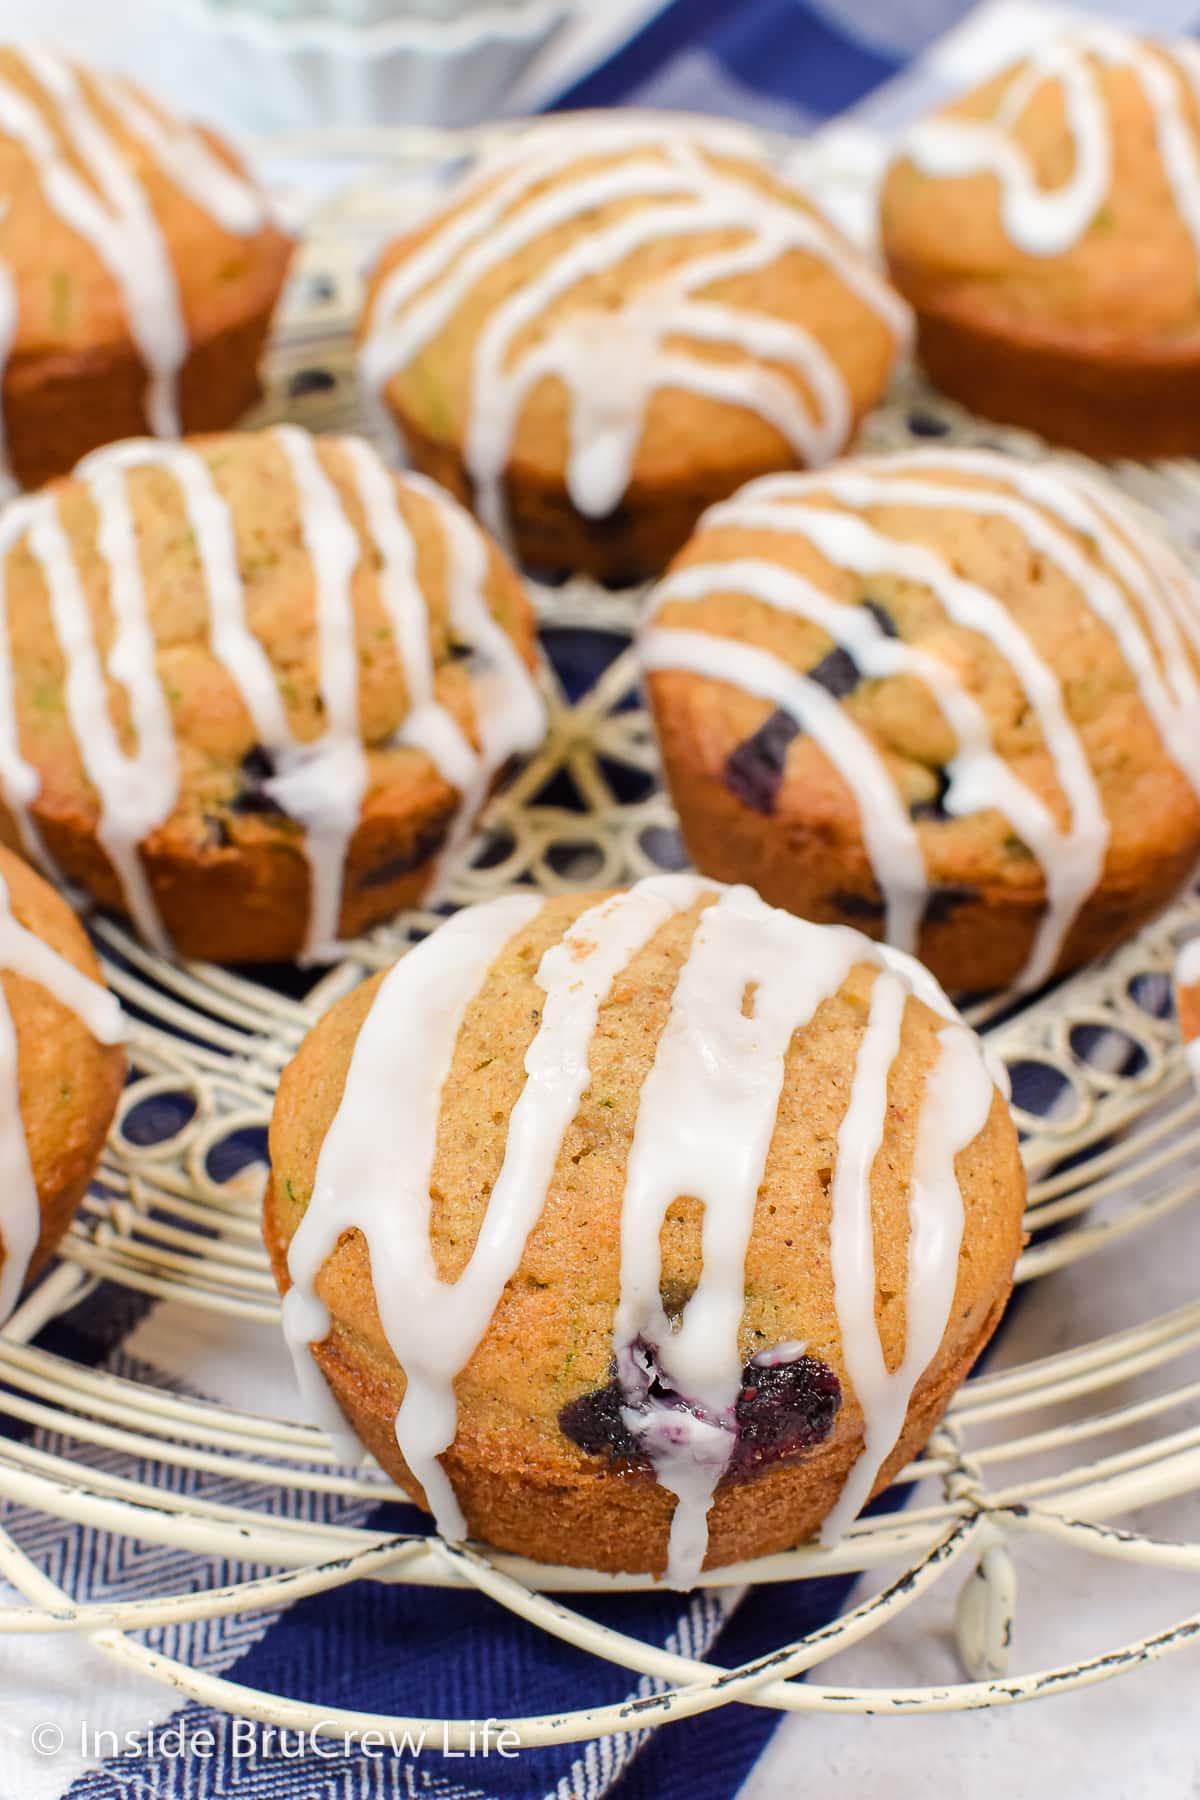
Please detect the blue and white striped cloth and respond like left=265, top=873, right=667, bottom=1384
left=5, top=2, right=1200, bottom=1797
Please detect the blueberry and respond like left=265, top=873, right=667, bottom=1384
left=723, top=708, right=800, bottom=815
left=559, top=1339, right=841, bottom=1483
left=558, top=1340, right=682, bottom=1470
left=287, top=367, right=337, bottom=399
left=910, top=767, right=952, bottom=822
left=201, top=813, right=232, bottom=850
left=558, top=1375, right=641, bottom=1464
left=231, top=744, right=286, bottom=818
left=355, top=817, right=453, bottom=889
left=923, top=883, right=979, bottom=925
left=831, top=888, right=885, bottom=921
left=862, top=598, right=898, bottom=638
left=729, top=1353, right=841, bottom=1477
left=906, top=408, right=951, bottom=438
left=806, top=645, right=860, bottom=700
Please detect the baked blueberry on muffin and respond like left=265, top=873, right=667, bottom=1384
left=0, top=45, right=293, bottom=490
left=359, top=118, right=911, bottom=583
left=0, top=844, right=123, bottom=1324
left=881, top=27, right=1200, bottom=456
left=266, top=875, right=1024, bottom=1581
left=0, top=427, right=545, bottom=964
left=639, top=448, right=1200, bottom=995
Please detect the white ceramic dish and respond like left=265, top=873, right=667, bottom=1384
left=168, top=0, right=572, bottom=131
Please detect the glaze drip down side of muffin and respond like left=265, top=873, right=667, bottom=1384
left=267, top=875, right=1023, bottom=1584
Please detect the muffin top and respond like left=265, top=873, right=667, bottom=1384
left=639, top=448, right=1200, bottom=991
left=359, top=118, right=911, bottom=543
left=0, top=843, right=124, bottom=1323
left=881, top=27, right=1200, bottom=345
left=0, top=45, right=291, bottom=459
left=270, top=875, right=1022, bottom=1585
left=0, top=427, right=545, bottom=962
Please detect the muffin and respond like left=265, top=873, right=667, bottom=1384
left=0, top=427, right=545, bottom=965
left=0, top=45, right=293, bottom=491
left=881, top=27, right=1200, bottom=457
left=0, top=844, right=124, bottom=1324
left=265, top=875, right=1024, bottom=1581
left=359, top=118, right=911, bottom=583
left=639, top=447, right=1200, bottom=996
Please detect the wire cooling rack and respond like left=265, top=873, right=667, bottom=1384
left=1, top=120, right=1200, bottom=1748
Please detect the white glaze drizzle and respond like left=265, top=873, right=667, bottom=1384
left=267, top=426, right=366, bottom=964
left=284, top=874, right=1004, bottom=1580
left=645, top=552, right=1078, bottom=990
left=0, top=46, right=270, bottom=474
left=613, top=883, right=877, bottom=1585
left=27, top=493, right=177, bottom=951
left=0, top=431, right=542, bottom=961
left=93, top=73, right=266, bottom=238
left=9, top=45, right=187, bottom=440
left=282, top=892, right=546, bottom=1504
left=639, top=625, right=928, bottom=954
left=716, top=455, right=1200, bottom=972
left=902, top=25, right=1200, bottom=271
left=0, top=867, right=123, bottom=1323
left=343, top=443, right=546, bottom=895
left=822, top=998, right=996, bottom=1542
left=698, top=485, right=1110, bottom=988
left=360, top=122, right=910, bottom=543
left=878, top=448, right=1200, bottom=716
left=791, top=458, right=1200, bottom=793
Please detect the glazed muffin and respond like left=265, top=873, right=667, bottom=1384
left=359, top=118, right=911, bottom=583
left=639, top=448, right=1200, bottom=996
left=0, top=844, right=124, bottom=1323
left=0, top=427, right=545, bottom=965
left=266, top=875, right=1024, bottom=1581
left=881, top=27, right=1200, bottom=457
left=0, top=45, right=293, bottom=490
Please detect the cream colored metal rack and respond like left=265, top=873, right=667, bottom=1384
left=0, top=121, right=1199, bottom=1748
